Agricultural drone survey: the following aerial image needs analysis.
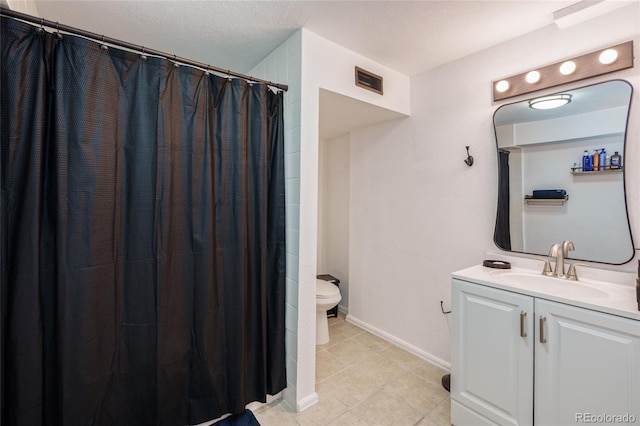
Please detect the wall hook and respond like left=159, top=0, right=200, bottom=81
left=464, top=146, right=474, bottom=167
left=440, top=301, right=451, bottom=314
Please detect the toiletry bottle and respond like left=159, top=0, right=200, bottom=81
left=611, top=151, right=622, bottom=169
left=592, top=149, right=600, bottom=171
left=599, top=148, right=606, bottom=171
left=582, top=150, right=591, bottom=171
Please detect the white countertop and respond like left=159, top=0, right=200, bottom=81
left=452, top=263, right=640, bottom=321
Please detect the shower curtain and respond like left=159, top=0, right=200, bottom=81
left=494, top=149, right=511, bottom=250
left=1, top=17, right=286, bottom=426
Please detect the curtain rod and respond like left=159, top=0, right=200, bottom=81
left=0, top=6, right=289, bottom=92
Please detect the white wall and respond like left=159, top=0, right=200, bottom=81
left=317, top=135, right=351, bottom=310
left=347, top=3, right=640, bottom=367
left=3, top=0, right=39, bottom=15
left=251, top=27, right=411, bottom=412
left=297, top=27, right=411, bottom=407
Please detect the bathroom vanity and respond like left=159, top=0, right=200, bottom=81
left=450, top=261, right=640, bottom=426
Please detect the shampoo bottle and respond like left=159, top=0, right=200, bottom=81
left=592, top=149, right=600, bottom=171
left=582, top=150, right=591, bottom=171
left=599, top=148, right=606, bottom=171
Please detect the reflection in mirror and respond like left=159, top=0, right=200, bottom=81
left=493, top=80, right=634, bottom=265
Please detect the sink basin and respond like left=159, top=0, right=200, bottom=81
left=454, top=263, right=640, bottom=322
left=489, top=271, right=610, bottom=299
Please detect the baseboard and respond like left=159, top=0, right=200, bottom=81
left=345, top=314, right=451, bottom=371
left=296, top=391, right=319, bottom=412
left=338, top=304, right=348, bottom=315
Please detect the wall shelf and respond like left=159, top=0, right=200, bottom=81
left=524, top=195, right=569, bottom=205
left=570, top=166, right=623, bottom=175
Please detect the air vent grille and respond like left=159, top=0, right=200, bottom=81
left=355, top=66, right=383, bottom=95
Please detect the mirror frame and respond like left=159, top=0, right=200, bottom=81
left=492, top=79, right=635, bottom=265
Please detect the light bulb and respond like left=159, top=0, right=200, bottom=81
left=559, top=61, right=576, bottom=75
left=495, top=80, right=510, bottom=93
left=526, top=71, right=541, bottom=84
left=599, top=49, right=618, bottom=65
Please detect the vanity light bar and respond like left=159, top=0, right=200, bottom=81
left=493, top=41, right=634, bottom=102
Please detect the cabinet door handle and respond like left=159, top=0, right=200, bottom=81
left=520, top=311, right=527, bottom=338
left=539, top=316, right=547, bottom=344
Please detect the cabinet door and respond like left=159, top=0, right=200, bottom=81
left=452, top=279, right=534, bottom=425
left=535, top=299, right=640, bottom=425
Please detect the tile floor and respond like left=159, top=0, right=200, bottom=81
left=253, top=313, right=451, bottom=426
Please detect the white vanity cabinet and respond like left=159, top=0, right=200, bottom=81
left=535, top=299, right=640, bottom=425
left=451, top=279, right=534, bottom=425
left=451, top=278, right=640, bottom=426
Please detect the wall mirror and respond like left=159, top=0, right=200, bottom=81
left=493, top=79, right=634, bottom=265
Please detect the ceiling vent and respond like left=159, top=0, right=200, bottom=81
left=355, top=66, right=383, bottom=95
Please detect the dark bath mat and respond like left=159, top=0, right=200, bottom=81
left=211, top=409, right=260, bottom=426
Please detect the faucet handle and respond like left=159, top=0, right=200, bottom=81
left=548, top=243, right=560, bottom=257
left=536, top=256, right=554, bottom=276
left=566, top=263, right=589, bottom=281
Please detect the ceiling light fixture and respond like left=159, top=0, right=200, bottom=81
left=529, top=94, right=572, bottom=110
left=553, top=0, right=630, bottom=29
left=492, top=41, right=633, bottom=102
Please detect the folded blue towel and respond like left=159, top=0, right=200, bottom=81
left=531, top=189, right=566, bottom=199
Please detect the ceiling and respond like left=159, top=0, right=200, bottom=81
left=30, top=0, right=586, bottom=77
left=24, top=0, right=636, bottom=140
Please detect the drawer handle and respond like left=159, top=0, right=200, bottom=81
left=520, top=311, right=527, bottom=338
left=539, top=316, right=547, bottom=344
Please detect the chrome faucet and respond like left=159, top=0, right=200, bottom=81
left=546, top=241, right=575, bottom=278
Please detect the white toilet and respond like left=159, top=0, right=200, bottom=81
left=316, top=279, right=341, bottom=345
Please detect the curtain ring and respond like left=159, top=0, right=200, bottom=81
left=140, top=46, right=147, bottom=61
left=54, top=22, right=63, bottom=40
left=205, top=65, right=210, bottom=76
left=100, top=35, right=108, bottom=51
left=35, top=18, right=45, bottom=35
left=173, top=54, right=179, bottom=68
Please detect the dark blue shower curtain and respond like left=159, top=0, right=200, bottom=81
left=1, top=17, right=286, bottom=426
left=494, top=149, right=511, bottom=250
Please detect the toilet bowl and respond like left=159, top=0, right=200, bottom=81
left=316, top=279, right=341, bottom=345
